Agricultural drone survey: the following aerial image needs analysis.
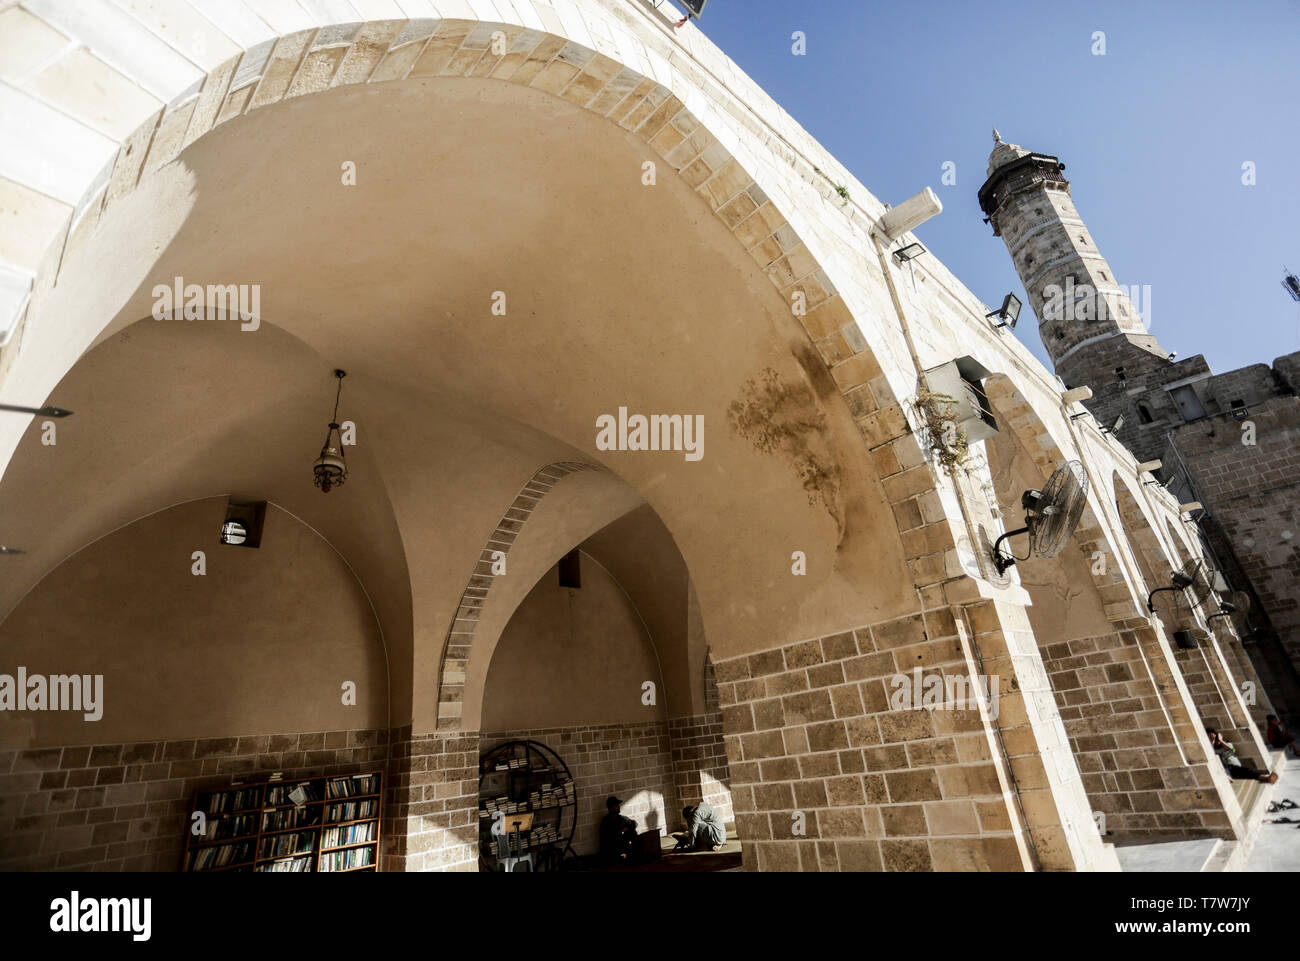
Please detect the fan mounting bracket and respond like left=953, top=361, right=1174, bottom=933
left=991, top=526, right=1030, bottom=575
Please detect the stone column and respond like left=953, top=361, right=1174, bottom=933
left=383, top=727, right=479, bottom=872
left=668, top=656, right=734, bottom=827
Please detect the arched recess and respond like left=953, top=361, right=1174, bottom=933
left=478, top=546, right=674, bottom=857
left=0, top=496, right=392, bottom=871
left=0, top=497, right=389, bottom=747
left=983, top=377, right=1238, bottom=844
left=1116, top=478, right=1265, bottom=766
left=455, top=481, right=738, bottom=862
left=982, top=375, right=1145, bottom=625
left=0, top=316, right=416, bottom=719
left=1109, top=477, right=1246, bottom=836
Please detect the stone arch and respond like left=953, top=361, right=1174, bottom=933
left=1110, top=475, right=1247, bottom=798
left=0, top=0, right=970, bottom=728
left=1117, top=481, right=1266, bottom=762
left=435, top=460, right=602, bottom=730
left=981, top=374, right=1144, bottom=626
left=0, top=1, right=1162, bottom=873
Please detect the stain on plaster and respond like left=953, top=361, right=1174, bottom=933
left=727, top=365, right=842, bottom=533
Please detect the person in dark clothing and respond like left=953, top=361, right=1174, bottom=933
left=599, top=796, right=638, bottom=861
left=1266, top=715, right=1298, bottom=757
left=672, top=800, right=727, bottom=852
left=1208, top=728, right=1278, bottom=783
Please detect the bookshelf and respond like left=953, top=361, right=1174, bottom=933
left=182, top=770, right=383, bottom=872
left=478, top=740, right=576, bottom=871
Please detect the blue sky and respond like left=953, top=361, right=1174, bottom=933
left=689, top=0, right=1300, bottom=374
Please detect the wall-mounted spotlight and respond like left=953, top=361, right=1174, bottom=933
left=674, top=0, right=706, bottom=21
left=1100, top=414, right=1124, bottom=435
left=1147, top=568, right=1195, bottom=612
left=0, top=403, right=73, bottom=417
left=1061, top=386, right=1093, bottom=405
left=985, top=293, right=1022, bottom=329
left=0, top=545, right=25, bottom=555
left=892, top=242, right=926, bottom=265
left=874, top=188, right=943, bottom=242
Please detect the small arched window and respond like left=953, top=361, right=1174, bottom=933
left=1137, top=402, right=1154, bottom=424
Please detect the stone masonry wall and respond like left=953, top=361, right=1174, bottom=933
left=1040, top=632, right=1231, bottom=844
left=1171, top=397, right=1300, bottom=679
left=480, top=721, right=676, bottom=857
left=715, top=612, right=1025, bottom=873
left=668, top=712, right=733, bottom=827
left=1172, top=646, right=1258, bottom=764
left=0, top=727, right=388, bottom=871
left=667, top=655, right=733, bottom=826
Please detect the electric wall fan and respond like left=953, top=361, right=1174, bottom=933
left=991, top=460, right=1089, bottom=575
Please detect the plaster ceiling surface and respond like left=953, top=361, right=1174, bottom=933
left=0, top=75, right=916, bottom=667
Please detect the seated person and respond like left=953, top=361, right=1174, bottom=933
left=673, top=800, right=727, bottom=852
left=1266, top=715, right=1298, bottom=757
left=1207, top=728, right=1278, bottom=783
left=598, top=796, right=638, bottom=861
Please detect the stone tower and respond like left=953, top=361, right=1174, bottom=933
left=977, top=131, right=1175, bottom=454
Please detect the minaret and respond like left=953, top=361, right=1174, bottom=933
left=978, top=130, right=1172, bottom=396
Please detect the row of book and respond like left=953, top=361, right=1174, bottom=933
left=320, top=846, right=375, bottom=872
left=488, top=823, right=559, bottom=857
left=490, top=757, right=529, bottom=772
left=259, top=830, right=316, bottom=859
left=266, top=782, right=316, bottom=806
left=257, top=856, right=313, bottom=873
left=482, top=795, right=526, bottom=815
left=201, top=787, right=262, bottom=814
left=184, top=840, right=255, bottom=871
left=326, top=774, right=380, bottom=798
left=528, top=780, right=574, bottom=808
left=322, top=821, right=377, bottom=849
left=327, top=799, right=377, bottom=822
left=262, top=805, right=322, bottom=833
left=201, top=813, right=258, bottom=841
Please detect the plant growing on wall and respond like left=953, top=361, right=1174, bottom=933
left=914, top=388, right=971, bottom=477
left=834, top=184, right=850, bottom=203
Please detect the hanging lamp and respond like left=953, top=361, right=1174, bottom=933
left=313, top=370, right=348, bottom=493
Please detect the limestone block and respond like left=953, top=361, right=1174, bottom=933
left=113, top=0, right=243, bottom=71
left=26, top=0, right=204, bottom=103
left=0, top=7, right=69, bottom=81
left=0, top=85, right=118, bottom=206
